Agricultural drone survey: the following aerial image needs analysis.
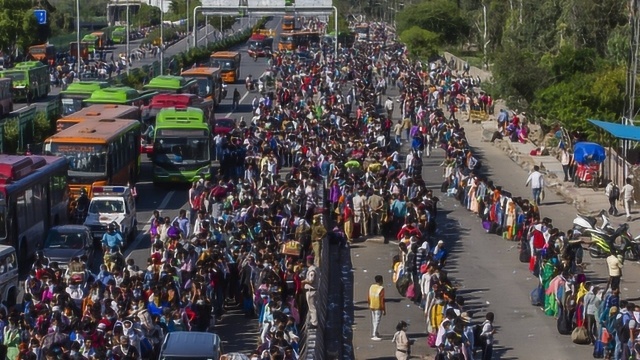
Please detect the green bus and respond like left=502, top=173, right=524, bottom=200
left=84, top=86, right=156, bottom=106
left=0, top=61, right=50, bottom=101
left=60, top=81, right=110, bottom=116
left=81, top=34, right=100, bottom=52
left=143, top=75, right=198, bottom=94
left=151, top=107, right=211, bottom=184
left=112, top=27, right=127, bottom=44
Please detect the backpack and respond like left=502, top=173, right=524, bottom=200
left=610, top=185, right=620, bottom=201
left=557, top=306, right=573, bottom=335
left=615, top=313, right=631, bottom=343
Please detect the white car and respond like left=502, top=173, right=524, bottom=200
left=83, top=186, right=137, bottom=246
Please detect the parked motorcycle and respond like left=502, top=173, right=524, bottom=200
left=587, top=223, right=630, bottom=258
left=572, top=209, right=613, bottom=236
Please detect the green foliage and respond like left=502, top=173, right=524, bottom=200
left=396, top=0, right=469, bottom=45
left=133, top=4, right=161, bottom=27
left=33, top=111, right=52, bottom=144
left=0, top=0, right=50, bottom=53
left=3, top=119, right=18, bottom=155
left=539, top=46, right=598, bottom=83
left=400, top=27, right=439, bottom=60
left=491, top=46, right=548, bottom=106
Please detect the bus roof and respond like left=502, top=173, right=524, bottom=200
left=60, top=81, right=110, bottom=96
left=82, top=34, right=98, bottom=41
left=0, top=155, right=66, bottom=185
left=249, top=34, right=268, bottom=41
left=46, top=119, right=140, bottom=145
left=61, top=104, right=139, bottom=122
left=149, top=94, right=196, bottom=109
left=13, top=61, right=47, bottom=70
left=156, top=107, right=206, bottom=127
left=211, top=51, right=240, bottom=58
left=143, top=75, right=195, bottom=91
left=180, top=67, right=221, bottom=77
left=84, top=87, right=155, bottom=105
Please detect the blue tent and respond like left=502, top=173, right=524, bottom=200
left=573, top=142, right=606, bottom=164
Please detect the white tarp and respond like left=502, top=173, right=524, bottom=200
left=294, top=0, right=332, bottom=7
left=201, top=0, right=239, bottom=7
left=247, top=0, right=285, bottom=8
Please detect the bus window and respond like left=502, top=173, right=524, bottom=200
left=49, top=144, right=107, bottom=174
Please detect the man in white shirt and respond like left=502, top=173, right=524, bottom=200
left=525, top=165, right=545, bottom=206
left=621, top=177, right=636, bottom=221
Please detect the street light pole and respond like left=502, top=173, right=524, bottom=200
left=186, top=0, right=190, bottom=51
left=160, top=0, right=164, bottom=75
left=76, top=0, right=81, bottom=81
left=126, top=2, right=130, bottom=75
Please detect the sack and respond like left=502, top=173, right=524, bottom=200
left=482, top=220, right=491, bottom=231
left=281, top=241, right=302, bottom=256
left=601, top=327, right=612, bottom=344
left=406, top=283, right=416, bottom=299
left=530, top=286, right=543, bottom=306
left=593, top=340, right=604, bottom=358
left=440, top=180, right=449, bottom=193
left=557, top=307, right=572, bottom=335
left=395, top=273, right=412, bottom=297
left=519, top=239, right=531, bottom=263
left=427, top=332, right=437, bottom=348
left=571, top=326, right=590, bottom=345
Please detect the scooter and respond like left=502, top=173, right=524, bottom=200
left=572, top=209, right=613, bottom=236
left=586, top=223, right=629, bottom=258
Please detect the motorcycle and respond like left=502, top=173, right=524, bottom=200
left=245, top=77, right=255, bottom=91
left=586, top=223, right=630, bottom=258
left=572, top=209, right=613, bottom=236
left=103, top=245, right=125, bottom=272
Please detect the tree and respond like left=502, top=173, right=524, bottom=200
left=396, top=0, right=470, bottom=45
left=133, top=3, right=161, bottom=27
left=400, top=26, right=440, bottom=60
left=0, top=0, right=50, bottom=53
left=491, top=45, right=548, bottom=106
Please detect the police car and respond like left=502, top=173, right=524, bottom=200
left=83, top=186, right=137, bottom=246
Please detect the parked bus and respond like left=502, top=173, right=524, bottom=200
left=0, top=155, right=69, bottom=266
left=279, top=30, right=321, bottom=52
left=112, top=27, right=127, bottom=44
left=282, top=15, right=296, bottom=31
left=151, top=107, right=210, bottom=184
left=180, top=67, right=222, bottom=106
left=142, top=75, right=198, bottom=95
left=84, top=86, right=155, bottom=106
left=69, top=42, right=90, bottom=61
left=56, top=104, right=140, bottom=132
left=59, top=81, right=110, bottom=116
left=0, top=61, right=50, bottom=101
left=210, top=51, right=241, bottom=84
left=0, top=78, right=13, bottom=117
left=279, top=31, right=296, bottom=51
left=43, top=119, right=141, bottom=199
left=81, top=34, right=100, bottom=53
left=27, top=44, right=56, bottom=65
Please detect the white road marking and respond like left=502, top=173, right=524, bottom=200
left=226, top=90, right=251, bottom=117
left=125, top=190, right=175, bottom=259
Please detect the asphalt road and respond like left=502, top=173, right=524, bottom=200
left=120, top=15, right=283, bottom=355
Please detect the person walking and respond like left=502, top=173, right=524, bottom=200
left=232, top=88, right=241, bottom=111
left=605, top=180, right=620, bottom=216
left=560, top=144, right=573, bottom=182
left=620, top=177, right=635, bottom=221
left=480, top=312, right=496, bottom=360
left=302, top=255, right=318, bottom=329
left=391, top=320, right=411, bottom=360
left=525, top=165, right=544, bottom=206
left=606, top=253, right=623, bottom=292
left=368, top=275, right=386, bottom=341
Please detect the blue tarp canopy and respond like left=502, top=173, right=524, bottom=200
left=573, top=141, right=606, bottom=164
left=588, top=119, right=640, bottom=141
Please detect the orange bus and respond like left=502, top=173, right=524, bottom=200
left=282, top=16, right=296, bottom=31
left=43, top=119, right=141, bottom=199
left=56, top=104, right=140, bottom=132
left=28, top=44, right=56, bottom=65
left=278, top=30, right=321, bottom=52
left=180, top=67, right=222, bottom=106
left=210, top=51, right=241, bottom=84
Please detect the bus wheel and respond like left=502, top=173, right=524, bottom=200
left=5, top=288, right=16, bottom=309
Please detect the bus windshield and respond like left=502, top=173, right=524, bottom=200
left=155, top=133, right=209, bottom=163
left=3, top=72, right=25, bottom=82
left=48, top=143, right=107, bottom=175
left=61, top=98, right=83, bottom=116
left=211, top=60, right=235, bottom=71
left=191, top=78, right=212, bottom=98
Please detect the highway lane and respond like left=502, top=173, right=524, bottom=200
left=13, top=18, right=258, bottom=112
left=121, top=16, right=282, bottom=355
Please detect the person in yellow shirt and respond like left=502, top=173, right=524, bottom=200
left=368, top=275, right=386, bottom=341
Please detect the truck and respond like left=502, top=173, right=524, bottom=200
left=83, top=186, right=137, bottom=246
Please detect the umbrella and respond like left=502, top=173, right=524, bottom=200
left=344, top=160, right=361, bottom=169
left=221, top=353, right=250, bottom=360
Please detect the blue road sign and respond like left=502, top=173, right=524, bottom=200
left=34, top=10, right=47, bottom=25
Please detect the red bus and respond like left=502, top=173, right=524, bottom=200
left=0, top=155, right=69, bottom=267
